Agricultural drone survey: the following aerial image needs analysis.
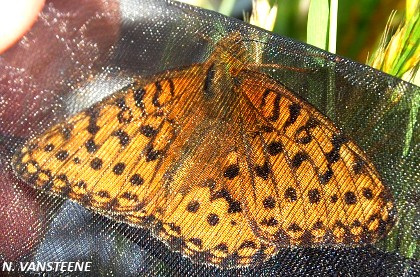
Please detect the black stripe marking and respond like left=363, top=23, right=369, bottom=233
left=319, top=166, right=333, bottom=184
left=288, top=223, right=302, bottom=232
left=133, top=87, right=146, bottom=109
left=167, top=78, right=175, bottom=96
left=145, top=146, right=161, bottom=162
left=203, top=63, right=216, bottom=97
left=261, top=89, right=281, bottom=121
left=285, top=103, right=301, bottom=128
left=261, top=217, right=279, bottom=227
left=326, top=134, right=349, bottom=164
left=215, top=243, right=228, bottom=252
left=97, top=190, right=110, bottom=198
left=86, top=107, right=101, bottom=135
left=168, top=223, right=181, bottom=235
left=291, top=152, right=309, bottom=168
left=239, top=241, right=257, bottom=249
left=152, top=81, right=163, bottom=107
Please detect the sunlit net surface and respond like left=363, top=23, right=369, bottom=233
left=0, top=0, right=419, bottom=276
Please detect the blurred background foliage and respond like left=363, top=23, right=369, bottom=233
left=179, top=0, right=419, bottom=86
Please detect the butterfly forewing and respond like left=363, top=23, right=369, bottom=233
left=12, top=35, right=396, bottom=268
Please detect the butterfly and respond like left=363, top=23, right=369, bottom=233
left=12, top=33, right=396, bottom=268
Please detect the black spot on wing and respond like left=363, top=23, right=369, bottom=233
left=189, top=238, right=203, bottom=248
left=330, top=194, right=338, bottom=203
left=267, top=141, right=283, bottom=156
left=113, top=162, right=126, bottom=175
left=121, top=192, right=138, bottom=201
left=55, top=150, right=69, bottom=161
left=85, top=138, right=98, bottom=153
left=344, top=191, right=357, bottom=205
left=90, top=157, right=103, bottom=170
left=144, top=145, right=162, bottom=162
left=73, top=157, right=81, bottom=164
left=114, top=97, right=126, bottom=108
left=362, top=188, right=373, bottom=199
left=44, top=144, right=54, bottom=152
left=255, top=161, right=270, bottom=180
left=223, top=164, right=239, bottom=179
left=263, top=196, right=276, bottom=209
left=207, top=213, right=219, bottom=226
left=352, top=156, right=366, bottom=175
left=186, top=201, right=200, bottom=213
left=308, top=189, right=321, bottom=203
left=284, top=187, right=297, bottom=202
left=130, top=174, right=144, bottom=185
left=140, top=125, right=158, bottom=138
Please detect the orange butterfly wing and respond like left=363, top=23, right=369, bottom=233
left=12, top=36, right=396, bottom=268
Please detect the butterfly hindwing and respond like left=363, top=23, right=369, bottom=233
left=237, top=70, right=395, bottom=245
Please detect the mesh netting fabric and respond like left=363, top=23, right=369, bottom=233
left=0, top=0, right=418, bottom=276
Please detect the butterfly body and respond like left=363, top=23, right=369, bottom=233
left=12, top=35, right=396, bottom=268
